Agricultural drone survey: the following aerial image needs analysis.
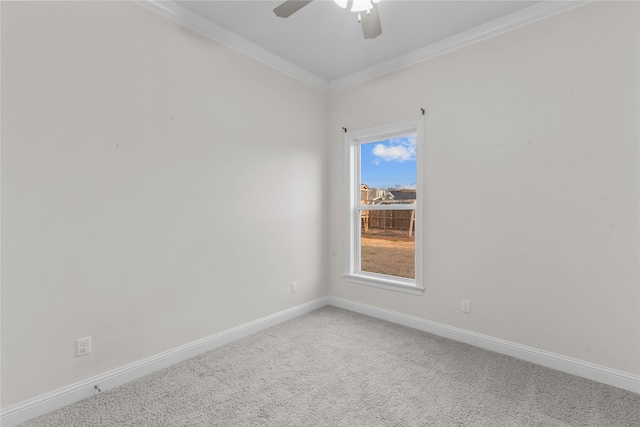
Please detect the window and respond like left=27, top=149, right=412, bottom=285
left=344, top=117, right=424, bottom=294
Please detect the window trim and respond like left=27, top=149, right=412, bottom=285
left=343, top=117, right=424, bottom=295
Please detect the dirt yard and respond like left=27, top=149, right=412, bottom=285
left=361, top=229, right=415, bottom=279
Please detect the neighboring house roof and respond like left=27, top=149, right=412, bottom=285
left=389, top=189, right=416, bottom=200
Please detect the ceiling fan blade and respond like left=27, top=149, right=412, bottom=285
left=361, top=4, right=382, bottom=39
left=273, top=0, right=313, bottom=18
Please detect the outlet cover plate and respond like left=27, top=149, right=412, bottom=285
left=461, top=300, right=470, bottom=314
left=76, top=336, right=92, bottom=356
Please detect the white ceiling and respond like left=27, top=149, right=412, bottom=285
left=140, top=0, right=586, bottom=90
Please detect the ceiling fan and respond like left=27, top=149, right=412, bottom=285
left=274, top=0, right=383, bottom=40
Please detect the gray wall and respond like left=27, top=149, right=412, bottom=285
left=2, top=0, right=638, bottom=410
left=328, top=1, right=639, bottom=375
left=1, top=1, right=328, bottom=407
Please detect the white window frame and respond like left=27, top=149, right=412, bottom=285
left=343, top=117, right=424, bottom=295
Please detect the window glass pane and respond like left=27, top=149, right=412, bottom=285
left=360, top=135, right=417, bottom=205
left=359, top=134, right=417, bottom=279
left=360, top=209, right=415, bottom=279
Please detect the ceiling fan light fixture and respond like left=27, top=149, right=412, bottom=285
left=274, top=0, right=383, bottom=39
left=351, top=0, right=373, bottom=13
left=333, top=0, right=348, bottom=8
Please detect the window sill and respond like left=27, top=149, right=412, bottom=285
left=343, top=273, right=424, bottom=295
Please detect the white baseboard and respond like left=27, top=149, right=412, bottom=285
left=4, top=295, right=638, bottom=426
left=0, top=297, right=329, bottom=427
left=328, top=296, right=640, bottom=394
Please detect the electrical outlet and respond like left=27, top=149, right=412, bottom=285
left=291, top=282, right=297, bottom=294
left=76, top=336, right=92, bottom=356
left=461, top=300, right=470, bottom=314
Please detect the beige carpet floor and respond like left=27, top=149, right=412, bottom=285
left=20, top=306, right=640, bottom=426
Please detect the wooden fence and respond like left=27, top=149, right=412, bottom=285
left=362, top=210, right=415, bottom=231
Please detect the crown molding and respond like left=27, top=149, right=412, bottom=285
left=328, top=0, right=590, bottom=91
left=135, top=0, right=330, bottom=91
left=139, top=1, right=589, bottom=93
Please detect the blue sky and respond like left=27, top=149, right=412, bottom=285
left=360, top=134, right=416, bottom=189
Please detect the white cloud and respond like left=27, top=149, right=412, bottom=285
left=372, top=137, right=416, bottom=162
